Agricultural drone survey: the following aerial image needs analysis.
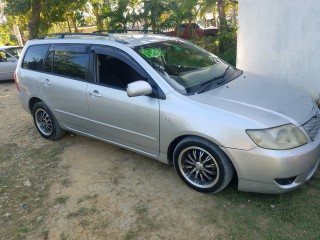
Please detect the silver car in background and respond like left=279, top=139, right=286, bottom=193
left=0, top=46, right=22, bottom=81
left=15, top=33, right=320, bottom=194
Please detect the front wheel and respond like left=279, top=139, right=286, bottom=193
left=173, top=137, right=235, bottom=193
left=32, top=102, right=65, bottom=140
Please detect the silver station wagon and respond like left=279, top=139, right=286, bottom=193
left=15, top=33, right=320, bottom=194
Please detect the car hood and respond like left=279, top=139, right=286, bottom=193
left=190, top=72, right=314, bottom=127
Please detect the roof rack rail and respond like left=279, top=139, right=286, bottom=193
left=93, top=29, right=162, bottom=34
left=40, top=32, right=128, bottom=44
left=41, top=33, right=108, bottom=39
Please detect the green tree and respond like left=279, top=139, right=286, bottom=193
left=143, top=0, right=167, bottom=31
left=90, top=0, right=108, bottom=30
left=3, top=0, right=86, bottom=39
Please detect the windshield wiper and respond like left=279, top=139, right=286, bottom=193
left=196, top=65, right=231, bottom=94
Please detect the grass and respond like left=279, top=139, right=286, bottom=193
left=79, top=220, right=90, bottom=227
left=134, top=202, right=148, bottom=215
left=60, top=178, right=71, bottom=187
left=54, top=196, right=69, bottom=204
left=67, top=207, right=97, bottom=218
left=77, top=194, right=98, bottom=203
left=60, top=232, right=68, bottom=240
left=123, top=201, right=160, bottom=239
left=200, top=172, right=320, bottom=240
left=1, top=136, right=319, bottom=240
left=0, top=141, right=68, bottom=240
left=123, top=230, right=137, bottom=240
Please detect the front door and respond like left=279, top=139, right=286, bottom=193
left=0, top=50, right=17, bottom=80
left=87, top=46, right=160, bottom=156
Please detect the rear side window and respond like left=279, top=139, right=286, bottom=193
left=22, top=45, right=50, bottom=71
left=44, top=45, right=89, bottom=80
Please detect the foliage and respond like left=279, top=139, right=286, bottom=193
left=0, top=24, right=17, bottom=45
left=193, top=20, right=238, bottom=66
left=160, top=0, right=198, bottom=31
left=1, top=0, right=237, bottom=64
left=2, top=0, right=87, bottom=39
left=104, top=0, right=129, bottom=29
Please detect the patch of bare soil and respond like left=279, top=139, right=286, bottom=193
left=1, top=82, right=226, bottom=240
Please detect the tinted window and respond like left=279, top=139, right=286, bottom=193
left=22, top=45, right=50, bottom=71
left=97, top=54, right=145, bottom=88
left=44, top=46, right=89, bottom=80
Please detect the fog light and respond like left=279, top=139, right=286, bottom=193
left=275, top=176, right=297, bottom=186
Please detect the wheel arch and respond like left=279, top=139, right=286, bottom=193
left=171, top=135, right=238, bottom=193
left=167, top=134, right=235, bottom=168
left=167, top=134, right=238, bottom=185
left=28, top=97, right=43, bottom=113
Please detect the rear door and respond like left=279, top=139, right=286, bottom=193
left=0, top=50, right=17, bottom=80
left=40, top=44, right=92, bottom=133
left=87, top=46, right=160, bottom=156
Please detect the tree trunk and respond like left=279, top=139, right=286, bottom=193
left=66, top=17, right=72, bottom=33
left=217, top=0, right=226, bottom=31
left=68, top=15, right=78, bottom=33
left=212, top=4, right=217, bottom=27
left=93, top=4, right=103, bottom=31
left=28, top=0, right=41, bottom=39
left=231, top=3, right=237, bottom=24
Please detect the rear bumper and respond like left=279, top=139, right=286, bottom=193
left=222, top=136, right=320, bottom=194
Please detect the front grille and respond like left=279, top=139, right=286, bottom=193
left=303, top=107, right=320, bottom=140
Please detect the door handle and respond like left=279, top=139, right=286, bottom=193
left=41, top=79, right=52, bottom=86
left=89, top=90, right=102, bottom=98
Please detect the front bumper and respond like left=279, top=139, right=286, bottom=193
left=222, top=136, right=320, bottom=194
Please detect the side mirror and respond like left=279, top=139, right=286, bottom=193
left=127, top=80, right=153, bottom=97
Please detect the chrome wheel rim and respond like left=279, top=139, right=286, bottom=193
left=178, top=146, right=220, bottom=188
left=35, top=109, right=52, bottom=136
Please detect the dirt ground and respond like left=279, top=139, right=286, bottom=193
left=0, top=82, right=229, bottom=240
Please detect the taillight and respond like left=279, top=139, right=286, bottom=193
left=14, top=72, right=20, bottom=92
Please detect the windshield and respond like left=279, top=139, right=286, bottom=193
left=134, top=40, right=241, bottom=95
left=6, top=47, right=23, bottom=59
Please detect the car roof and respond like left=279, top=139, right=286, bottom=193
left=109, top=33, right=176, bottom=47
left=0, top=46, right=23, bottom=50
left=29, top=33, right=177, bottom=48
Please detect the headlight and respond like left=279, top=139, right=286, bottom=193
left=246, top=124, right=308, bottom=150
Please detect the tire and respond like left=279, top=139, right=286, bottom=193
left=173, top=137, right=235, bottom=193
left=32, top=102, right=65, bottom=140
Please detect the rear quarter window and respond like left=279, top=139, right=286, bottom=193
left=22, top=44, right=50, bottom=71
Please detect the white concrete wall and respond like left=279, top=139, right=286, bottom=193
left=237, top=0, right=320, bottom=102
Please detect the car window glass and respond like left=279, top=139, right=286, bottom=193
left=192, top=23, right=200, bottom=30
left=22, top=45, right=50, bottom=71
left=96, top=54, right=146, bottom=88
left=5, top=47, right=22, bottom=59
left=6, top=57, right=15, bottom=62
left=44, top=49, right=89, bottom=80
left=178, top=25, right=186, bottom=31
left=0, top=51, right=6, bottom=62
left=134, top=40, right=238, bottom=95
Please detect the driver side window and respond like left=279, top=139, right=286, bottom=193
left=0, top=51, right=7, bottom=62
left=96, top=54, right=146, bottom=89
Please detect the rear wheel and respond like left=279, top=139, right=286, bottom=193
left=32, top=102, right=65, bottom=140
left=173, top=137, right=234, bottom=193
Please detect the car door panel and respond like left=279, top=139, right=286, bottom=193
left=40, top=74, right=91, bottom=132
left=0, top=62, right=16, bottom=80
left=40, top=44, right=92, bottom=133
left=87, top=46, right=160, bottom=156
left=87, top=85, right=159, bottom=155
